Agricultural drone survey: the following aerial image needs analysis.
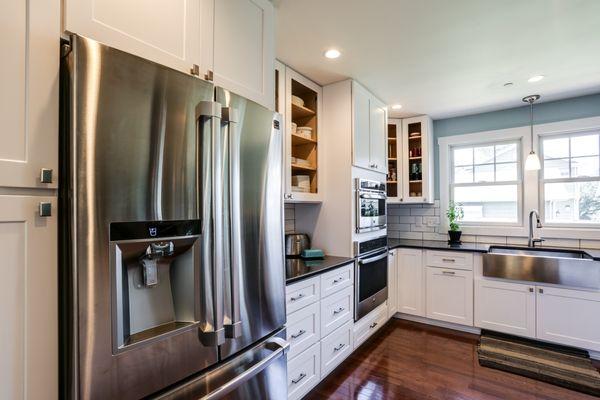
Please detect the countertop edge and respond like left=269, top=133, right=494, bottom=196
left=285, top=256, right=355, bottom=285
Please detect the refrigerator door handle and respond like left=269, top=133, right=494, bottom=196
left=202, top=338, right=289, bottom=400
left=222, top=106, right=243, bottom=339
left=196, top=101, right=226, bottom=346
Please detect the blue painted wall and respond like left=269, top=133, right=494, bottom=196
left=433, top=93, right=600, bottom=198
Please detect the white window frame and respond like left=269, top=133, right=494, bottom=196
left=439, top=126, right=537, bottom=237
left=538, top=118, right=600, bottom=233
left=439, top=116, right=600, bottom=240
left=450, top=140, right=523, bottom=226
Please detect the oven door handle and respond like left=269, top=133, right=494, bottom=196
left=358, top=252, right=388, bottom=264
left=359, top=192, right=387, bottom=200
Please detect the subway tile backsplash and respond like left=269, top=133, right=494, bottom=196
left=284, top=204, right=295, bottom=233
left=387, top=201, right=600, bottom=250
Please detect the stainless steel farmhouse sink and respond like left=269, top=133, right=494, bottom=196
left=482, top=245, right=600, bottom=290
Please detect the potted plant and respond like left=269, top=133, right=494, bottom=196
left=446, top=202, right=464, bottom=244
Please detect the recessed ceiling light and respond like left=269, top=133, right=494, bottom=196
left=324, top=49, right=341, bottom=59
left=528, top=75, right=545, bottom=83
left=391, top=104, right=403, bottom=110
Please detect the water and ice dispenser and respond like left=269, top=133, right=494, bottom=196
left=110, top=220, right=201, bottom=350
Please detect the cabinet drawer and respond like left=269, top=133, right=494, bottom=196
left=286, top=302, right=320, bottom=360
left=288, top=342, right=320, bottom=400
left=320, top=286, right=353, bottom=337
left=286, top=276, right=320, bottom=315
left=426, top=250, right=473, bottom=270
left=320, top=263, right=354, bottom=298
left=320, top=320, right=353, bottom=378
left=353, top=303, right=387, bottom=349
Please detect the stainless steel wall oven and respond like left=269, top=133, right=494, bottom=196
left=355, top=179, right=387, bottom=233
left=354, top=236, right=388, bottom=320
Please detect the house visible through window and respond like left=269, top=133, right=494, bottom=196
left=541, top=132, right=600, bottom=225
left=450, top=141, right=521, bottom=224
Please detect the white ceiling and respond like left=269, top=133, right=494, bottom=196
left=275, top=0, right=600, bottom=119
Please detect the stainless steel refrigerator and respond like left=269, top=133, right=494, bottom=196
left=59, top=35, right=287, bottom=399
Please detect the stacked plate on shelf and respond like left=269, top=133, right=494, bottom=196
left=292, top=175, right=310, bottom=193
left=296, top=126, right=313, bottom=140
left=291, top=95, right=304, bottom=107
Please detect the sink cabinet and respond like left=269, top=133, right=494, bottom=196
left=537, top=286, right=600, bottom=351
left=475, top=279, right=536, bottom=338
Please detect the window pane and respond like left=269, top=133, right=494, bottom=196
left=454, top=166, right=473, bottom=183
left=474, top=146, right=494, bottom=164
left=544, top=181, right=600, bottom=224
left=571, top=156, right=599, bottom=178
left=496, top=162, right=517, bottom=181
left=453, top=148, right=472, bottom=166
left=544, top=158, right=569, bottom=179
left=474, top=164, right=494, bottom=182
left=454, top=185, right=518, bottom=223
left=571, top=134, right=599, bottom=157
left=496, top=143, right=517, bottom=163
left=543, top=137, right=569, bottom=159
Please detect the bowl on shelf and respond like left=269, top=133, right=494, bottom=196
left=291, top=122, right=297, bottom=134
left=294, top=158, right=311, bottom=167
left=291, top=95, right=305, bottom=107
left=296, top=126, right=313, bottom=139
left=292, top=175, right=310, bottom=189
left=291, top=186, right=310, bottom=193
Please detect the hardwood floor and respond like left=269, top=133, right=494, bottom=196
left=306, top=319, right=599, bottom=400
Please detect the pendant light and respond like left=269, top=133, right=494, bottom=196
left=523, top=94, right=541, bottom=171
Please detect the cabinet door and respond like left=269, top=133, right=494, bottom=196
left=65, top=0, right=201, bottom=75
left=352, top=81, right=371, bottom=170
left=401, top=116, right=433, bottom=204
left=213, top=0, right=274, bottom=109
left=474, top=279, right=536, bottom=338
left=426, top=267, right=473, bottom=326
left=369, top=96, right=387, bottom=174
left=397, top=249, right=424, bottom=316
left=1, top=0, right=59, bottom=189
left=0, top=196, right=57, bottom=399
left=537, top=286, right=600, bottom=351
left=387, top=250, right=398, bottom=318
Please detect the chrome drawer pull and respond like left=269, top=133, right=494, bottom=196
left=333, top=307, right=345, bottom=315
left=332, top=277, right=343, bottom=284
left=369, top=322, right=378, bottom=329
left=290, top=293, right=305, bottom=302
left=291, top=373, right=307, bottom=384
left=442, top=271, right=456, bottom=275
left=333, top=343, right=345, bottom=352
left=442, top=258, right=455, bottom=262
left=291, top=329, right=306, bottom=339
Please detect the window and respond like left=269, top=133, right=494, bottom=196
left=450, top=141, right=521, bottom=224
left=541, top=132, right=600, bottom=225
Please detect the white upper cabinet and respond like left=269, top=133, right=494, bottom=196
left=401, top=116, right=433, bottom=203
left=1, top=0, right=59, bottom=189
left=213, top=0, right=275, bottom=109
left=64, top=0, right=202, bottom=75
left=352, top=81, right=387, bottom=174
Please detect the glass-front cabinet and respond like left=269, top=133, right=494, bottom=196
left=387, top=119, right=402, bottom=201
left=278, top=66, right=323, bottom=202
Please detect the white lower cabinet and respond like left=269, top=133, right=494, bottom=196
left=286, top=276, right=320, bottom=314
left=397, top=248, right=424, bottom=316
left=426, top=267, right=473, bottom=326
left=287, top=342, right=320, bottom=400
left=0, top=196, right=57, bottom=400
left=353, top=303, right=388, bottom=349
left=474, top=279, right=536, bottom=338
left=537, top=286, right=600, bottom=352
left=320, top=320, right=353, bottom=378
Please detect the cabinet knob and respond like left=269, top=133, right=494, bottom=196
left=529, top=287, right=534, bottom=293
left=190, top=64, right=200, bottom=76
left=39, top=202, right=52, bottom=217
left=40, top=168, right=53, bottom=184
left=204, top=69, right=214, bottom=81
left=539, top=288, right=544, bottom=294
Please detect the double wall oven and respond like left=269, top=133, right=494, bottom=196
left=354, top=236, right=388, bottom=320
left=355, top=179, right=387, bottom=233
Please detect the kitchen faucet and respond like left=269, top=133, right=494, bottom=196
left=528, top=210, right=544, bottom=247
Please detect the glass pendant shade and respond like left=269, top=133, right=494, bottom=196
left=525, top=151, right=541, bottom=170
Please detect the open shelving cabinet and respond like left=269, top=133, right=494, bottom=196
left=401, top=115, right=433, bottom=203
left=387, top=119, right=402, bottom=201
left=283, top=67, right=323, bottom=202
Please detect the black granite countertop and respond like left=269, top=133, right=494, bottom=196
left=286, top=255, right=355, bottom=284
left=387, top=238, right=600, bottom=260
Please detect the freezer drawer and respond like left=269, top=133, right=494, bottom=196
left=154, top=329, right=289, bottom=400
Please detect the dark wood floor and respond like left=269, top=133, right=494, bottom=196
left=306, top=319, right=599, bottom=400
